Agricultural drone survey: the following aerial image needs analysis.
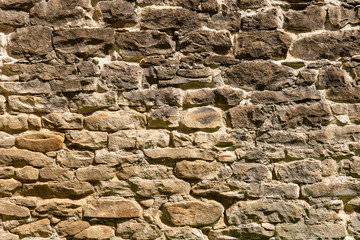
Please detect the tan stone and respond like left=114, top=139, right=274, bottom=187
left=143, top=148, right=216, bottom=161
left=94, top=149, right=143, bottom=167
left=302, top=179, right=360, bottom=198
left=0, top=229, right=19, bottom=240
left=39, top=167, right=74, bottom=181
left=76, top=165, right=114, bottom=181
left=274, top=160, right=322, bottom=184
left=95, top=180, right=135, bottom=197
left=0, top=149, right=53, bottom=167
left=117, top=164, right=170, bottom=180
left=232, top=163, right=272, bottom=182
left=0, top=114, right=28, bottom=131
left=0, top=179, right=22, bottom=197
left=0, top=166, right=14, bottom=178
left=116, top=221, right=160, bottom=240
left=181, top=107, right=223, bottom=130
left=42, top=112, right=83, bottom=130
left=163, top=200, right=224, bottom=227
left=34, top=199, right=82, bottom=217
left=56, top=220, right=91, bottom=237
left=174, top=160, right=224, bottom=180
left=74, top=225, right=115, bottom=239
left=8, top=95, right=68, bottom=113
left=66, top=131, right=107, bottom=150
left=57, top=150, right=94, bottom=168
left=0, top=80, right=51, bottom=95
left=15, top=166, right=39, bottom=182
left=0, top=200, right=30, bottom=218
left=11, top=218, right=52, bottom=238
left=84, top=199, right=142, bottom=218
left=16, top=131, right=64, bottom=153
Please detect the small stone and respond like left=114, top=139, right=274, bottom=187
left=302, top=179, right=360, bottom=198
left=74, top=225, right=115, bottom=239
left=66, top=131, right=107, bottom=150
left=84, top=199, right=142, bottom=218
left=228, top=105, right=265, bottom=129
left=163, top=200, right=224, bottom=227
left=242, top=8, right=280, bottom=30
left=0, top=149, right=53, bottom=168
left=57, top=150, right=94, bottom=168
left=0, top=179, right=22, bottom=197
left=328, top=5, right=359, bottom=28
left=0, top=200, right=30, bottom=218
left=56, top=220, right=90, bottom=237
left=42, top=112, right=83, bottom=130
left=275, top=160, right=322, bottom=184
left=117, top=164, right=170, bottom=180
left=96, top=180, right=135, bottom=197
left=15, top=166, right=39, bottom=182
left=95, top=150, right=143, bottom=167
left=284, top=6, right=326, bottom=31
left=327, top=86, right=360, bottom=102
left=174, top=160, right=224, bottom=180
left=0, top=229, right=19, bottom=240
left=0, top=132, right=16, bottom=148
left=2, top=0, right=39, bottom=9
left=143, top=148, right=216, bottom=161
left=0, top=114, right=28, bottom=132
left=181, top=107, right=223, bottom=130
left=209, top=11, right=242, bottom=32
left=39, top=167, right=74, bottom=182
left=10, top=218, right=52, bottom=238
left=76, top=165, right=114, bottom=181
left=0, top=80, right=51, bottom=95
left=148, top=106, right=179, bottom=128
left=69, top=91, right=117, bottom=113
left=116, top=221, right=160, bottom=240
left=98, top=0, right=136, bottom=27
left=231, top=163, right=272, bottom=182
left=0, top=9, right=28, bottom=30
left=16, top=131, right=64, bottom=153
left=8, top=95, right=68, bottom=113
left=0, top=167, right=14, bottom=179
left=209, top=224, right=274, bottom=240
left=34, top=199, right=82, bottom=217
left=101, top=61, right=142, bottom=90
left=237, top=0, right=267, bottom=8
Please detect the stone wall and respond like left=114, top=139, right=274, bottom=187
left=0, top=0, right=360, bottom=239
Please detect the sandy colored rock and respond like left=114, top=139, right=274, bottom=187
left=11, top=218, right=52, bottom=238
left=181, top=107, right=222, bottom=130
left=0, top=179, right=22, bottom=197
left=56, top=220, right=90, bottom=237
left=0, top=131, right=16, bottom=148
left=74, top=225, right=115, bottom=239
left=274, top=160, right=322, bottom=184
left=15, top=166, right=39, bottom=182
left=57, top=150, right=94, bottom=168
left=76, top=165, right=114, bottom=181
left=0, top=200, right=30, bottom=218
left=231, top=163, right=272, bottom=182
left=34, top=199, right=82, bottom=217
left=99, top=0, right=136, bottom=26
left=0, top=149, right=53, bottom=167
left=174, top=160, right=224, bottom=180
left=84, top=199, right=142, bottom=218
left=16, top=131, right=64, bottom=152
left=66, top=131, right=107, bottom=150
left=144, top=148, right=216, bottom=161
left=284, top=6, right=326, bottom=31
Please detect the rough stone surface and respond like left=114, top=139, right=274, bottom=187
left=83, top=199, right=142, bottom=218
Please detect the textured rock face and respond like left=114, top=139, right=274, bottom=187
left=1, top=0, right=360, bottom=239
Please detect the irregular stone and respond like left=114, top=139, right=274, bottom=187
left=77, top=61, right=99, bottom=77
left=96, top=180, right=135, bottom=197
left=10, top=218, right=52, bottom=238
left=30, top=0, right=92, bottom=27
left=57, top=150, right=94, bottom=168
left=0, top=9, right=29, bottom=30
left=8, top=26, right=53, bottom=60
left=53, top=28, right=114, bottom=58
left=15, top=166, right=39, bottom=182
left=69, top=91, right=116, bottom=113
left=209, top=224, right=274, bottom=240
left=250, top=86, right=321, bottom=104
left=309, top=125, right=360, bottom=145
left=275, top=160, right=322, bottom=184
left=232, top=163, right=272, bottom=182
left=164, top=227, right=207, bottom=240
left=0, top=114, right=28, bottom=132
left=102, top=61, right=142, bottom=90
left=84, top=110, right=146, bottom=132
left=49, top=79, right=82, bottom=92
left=117, top=164, right=170, bottom=180
left=349, top=104, right=360, bottom=124
left=74, top=225, right=115, bottom=239
left=66, top=131, right=107, bottom=150
left=1, top=0, right=40, bottom=9
left=76, top=165, right=114, bottom=181
left=34, top=199, right=82, bottom=217
left=184, top=89, right=215, bottom=106
left=242, top=8, right=280, bottom=30
left=8, top=95, right=68, bottom=113
left=116, top=30, right=175, bottom=60
left=56, top=220, right=90, bottom=237
left=22, top=181, right=94, bottom=199
left=0, top=95, right=5, bottom=114
left=318, top=66, right=351, bottom=88
left=141, top=7, right=202, bottom=31
left=0, top=132, right=16, bottom=148
left=158, top=76, right=214, bottom=89
left=0, top=200, right=30, bottom=218
left=16, top=131, right=64, bottom=152
left=326, top=86, right=360, bottom=102
left=261, top=182, right=300, bottom=199
left=228, top=105, right=265, bottom=129
left=84, top=199, right=142, bottom=218
left=144, top=148, right=216, bottom=161
left=0, top=167, right=14, bottom=178
left=224, top=60, right=295, bottom=91
left=98, top=0, right=136, bottom=26
left=291, top=30, right=360, bottom=60
left=0, top=229, right=19, bottom=240
left=302, top=179, right=360, bottom=197
left=181, top=107, right=222, bottom=130
left=209, top=11, right=242, bottom=32
left=0, top=179, right=22, bottom=197
left=328, top=5, right=359, bottom=28
left=148, top=106, right=179, bottom=128
left=163, top=200, right=223, bottom=227
left=227, top=199, right=304, bottom=225
left=0, top=80, right=51, bottom=95
left=116, top=221, right=160, bottom=240
left=235, top=31, right=291, bottom=60
left=42, top=112, right=83, bottom=130
left=39, top=167, right=73, bottom=182
left=257, top=130, right=307, bottom=145
left=276, top=222, right=347, bottom=239
left=284, top=6, right=326, bottom=31
left=179, top=30, right=232, bottom=54
left=174, top=160, right=224, bottom=180
left=0, top=149, right=53, bottom=167
left=237, top=0, right=267, bottom=8
left=128, top=178, right=191, bottom=197
left=95, top=150, right=143, bottom=167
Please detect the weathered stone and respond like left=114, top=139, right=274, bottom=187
left=98, top=0, right=136, bottom=26
left=148, top=106, right=179, bottom=128
left=116, top=221, right=160, bottom=240
left=76, top=165, right=114, bottom=181
left=0, top=95, right=5, bottom=114
left=184, top=89, right=215, bottom=107
left=309, top=125, right=360, bottom=145
left=10, top=218, right=52, bottom=238
left=228, top=105, right=265, bottom=129
left=8, top=26, right=53, bottom=60
left=237, top=0, right=267, bottom=8
left=8, top=95, right=68, bottom=113
left=56, top=220, right=90, bottom=237
left=95, top=150, right=143, bottom=167
left=128, top=178, right=191, bottom=197
left=117, top=164, right=170, bottom=180
left=318, top=66, right=351, bottom=88
left=102, top=61, right=142, bottom=90
left=0, top=149, right=53, bottom=167
left=0, top=9, right=29, bottom=30
left=235, top=31, right=291, bottom=60
left=0, top=132, right=16, bottom=148
left=69, top=91, right=116, bottom=113
left=144, top=148, right=216, bottom=161
left=0, top=114, right=28, bottom=132
left=84, top=199, right=142, bottom=218
left=0, top=200, right=30, bottom=218
left=57, top=150, right=94, bottom=168
left=74, top=225, right=115, bottom=239
left=39, top=167, right=73, bottom=182
left=66, top=131, right=107, bottom=150
left=22, top=181, right=94, bottom=199
left=116, top=31, right=175, bottom=60
left=179, top=30, right=232, bottom=54
left=257, top=130, right=307, bottom=145
left=77, top=61, right=99, bottom=77
left=30, top=0, right=92, bottom=27
left=0, top=80, right=51, bottom=95
left=164, top=227, right=207, bottom=240
left=42, top=112, right=83, bottom=130
left=224, top=60, right=295, bottom=91
left=158, top=76, right=214, bottom=89
left=141, top=7, right=202, bottom=32
left=0, top=166, right=14, bottom=178
left=0, top=179, right=22, bottom=197
left=326, top=86, right=360, bottom=102
left=261, top=182, right=300, bottom=199
left=209, top=11, right=242, bottom=32
left=174, top=160, right=224, bottom=180
left=227, top=199, right=304, bottom=224
left=0, top=229, right=19, bottom=240
left=209, top=224, right=274, bottom=240
left=349, top=104, right=360, bottom=124
left=275, top=160, right=322, bottom=184
left=284, top=6, right=326, bottom=31
left=49, top=79, right=82, bottom=92
left=53, top=28, right=114, bottom=58
left=232, top=163, right=272, bottom=182
left=16, top=131, right=64, bottom=152
left=34, top=199, right=82, bottom=217
left=276, top=222, right=347, bottom=239
left=291, top=30, right=360, bottom=60
left=181, top=107, right=222, bottom=130
left=163, top=200, right=224, bottom=227
left=302, top=179, right=360, bottom=197
left=328, top=5, right=359, bottom=28
left=1, top=0, right=40, bottom=9
left=15, top=166, right=39, bottom=182
left=96, top=180, right=135, bottom=197
left=242, top=8, right=280, bottom=30
left=84, top=110, right=146, bottom=132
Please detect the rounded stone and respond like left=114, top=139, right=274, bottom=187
left=16, top=132, right=64, bottom=153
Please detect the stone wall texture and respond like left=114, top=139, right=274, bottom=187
left=1, top=0, right=360, bottom=239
